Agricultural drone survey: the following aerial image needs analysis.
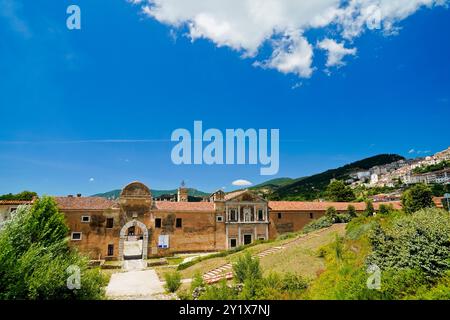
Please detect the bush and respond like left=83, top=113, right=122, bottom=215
left=335, top=213, right=352, bottom=223
left=233, top=252, right=262, bottom=283
left=347, top=205, right=357, bottom=218
left=198, top=280, right=238, bottom=300
left=378, top=204, right=393, bottom=215
left=190, top=272, right=204, bottom=292
left=0, top=199, right=107, bottom=300
left=164, top=271, right=182, bottom=293
left=325, top=206, right=338, bottom=222
left=364, top=200, right=375, bottom=217
left=367, top=208, right=450, bottom=278
left=303, top=216, right=333, bottom=233
left=280, top=273, right=309, bottom=292
left=402, top=184, right=435, bottom=214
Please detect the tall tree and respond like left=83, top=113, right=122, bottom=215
left=401, top=184, right=435, bottom=214
left=0, top=197, right=106, bottom=300
left=325, top=180, right=356, bottom=202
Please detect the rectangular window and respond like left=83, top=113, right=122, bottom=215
left=258, top=209, right=264, bottom=221
left=229, top=209, right=237, bottom=221
left=278, top=212, right=282, bottom=219
left=176, top=218, right=182, bottom=228
left=309, top=212, right=314, bottom=219
left=81, top=215, right=90, bottom=223
left=216, top=215, right=223, bottom=222
left=230, top=238, right=237, bottom=248
left=9, top=207, right=18, bottom=213
left=71, top=232, right=82, bottom=241
left=107, top=244, right=114, bottom=256
left=258, top=237, right=265, bottom=241
left=155, top=218, right=162, bottom=228
left=106, top=218, right=114, bottom=228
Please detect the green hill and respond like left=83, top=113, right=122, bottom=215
left=270, top=154, right=405, bottom=200
left=92, top=188, right=210, bottom=199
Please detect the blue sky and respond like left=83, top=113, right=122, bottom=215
left=0, top=0, right=449, bottom=195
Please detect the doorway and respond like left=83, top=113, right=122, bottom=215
left=119, top=220, right=148, bottom=260
left=243, top=234, right=252, bottom=245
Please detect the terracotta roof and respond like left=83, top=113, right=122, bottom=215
left=268, top=201, right=402, bottom=211
left=54, top=197, right=116, bottom=210
left=433, top=197, right=444, bottom=208
left=224, top=190, right=248, bottom=201
left=0, top=200, right=33, bottom=205
left=155, top=201, right=214, bottom=212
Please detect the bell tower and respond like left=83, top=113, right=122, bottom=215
left=177, top=180, right=188, bottom=202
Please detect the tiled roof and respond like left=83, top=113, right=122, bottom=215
left=268, top=201, right=402, bottom=211
left=54, top=197, right=116, bottom=210
left=0, top=200, right=33, bottom=205
left=433, top=197, right=444, bottom=208
left=224, top=190, right=248, bottom=201
left=155, top=201, right=214, bottom=212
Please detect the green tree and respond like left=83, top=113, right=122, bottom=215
left=347, top=205, right=357, bottom=218
left=325, top=206, right=338, bottom=222
left=325, top=180, right=356, bottom=202
left=401, top=184, right=435, bottom=214
left=0, top=191, right=37, bottom=201
left=0, top=197, right=107, bottom=300
left=364, top=200, right=375, bottom=217
left=378, top=204, right=392, bottom=215
left=367, top=208, right=450, bottom=278
left=233, top=252, right=262, bottom=283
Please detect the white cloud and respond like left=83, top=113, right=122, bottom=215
left=89, top=177, right=95, bottom=182
left=317, top=38, right=357, bottom=67
left=408, top=149, right=416, bottom=153
left=134, top=0, right=448, bottom=77
left=232, top=179, right=253, bottom=187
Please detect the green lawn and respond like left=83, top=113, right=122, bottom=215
left=163, top=224, right=346, bottom=281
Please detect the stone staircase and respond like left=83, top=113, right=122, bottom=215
left=202, top=246, right=285, bottom=284
left=201, top=225, right=337, bottom=284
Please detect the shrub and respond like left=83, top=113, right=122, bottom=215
left=335, top=213, right=352, bottom=223
left=303, top=216, right=333, bottom=233
left=367, top=208, right=450, bottom=278
left=198, top=280, right=238, bottom=300
left=190, top=272, right=204, bottom=292
left=347, top=205, right=357, bottom=218
left=280, top=273, right=308, bottom=292
left=378, top=204, right=393, bottom=215
left=325, top=206, right=338, bottom=222
left=164, top=271, right=182, bottom=293
left=233, top=252, right=262, bottom=283
left=364, top=200, right=375, bottom=217
left=401, top=184, right=435, bottom=214
left=0, top=199, right=107, bottom=300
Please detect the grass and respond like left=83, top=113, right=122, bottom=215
left=163, top=224, right=345, bottom=281
left=260, top=224, right=346, bottom=278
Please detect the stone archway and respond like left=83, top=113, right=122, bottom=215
left=119, top=220, right=148, bottom=260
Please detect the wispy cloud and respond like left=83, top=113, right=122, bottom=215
left=0, top=0, right=31, bottom=38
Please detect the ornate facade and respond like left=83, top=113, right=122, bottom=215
left=55, top=181, right=402, bottom=261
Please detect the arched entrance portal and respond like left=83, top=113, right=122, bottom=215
left=119, top=220, right=148, bottom=260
